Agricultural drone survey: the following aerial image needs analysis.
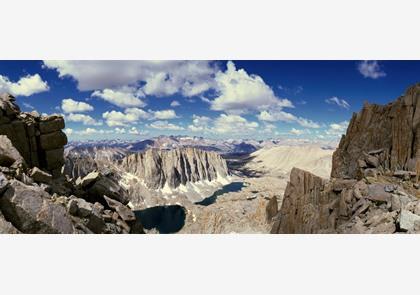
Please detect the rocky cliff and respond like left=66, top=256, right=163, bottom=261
left=332, top=83, right=420, bottom=179
left=0, top=93, right=143, bottom=234
left=120, top=147, right=229, bottom=190
left=273, top=83, right=420, bottom=234
left=0, top=93, right=67, bottom=177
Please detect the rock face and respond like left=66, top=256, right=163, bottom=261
left=272, top=168, right=330, bottom=234
left=332, top=83, right=420, bottom=179
left=0, top=93, right=67, bottom=177
left=79, top=170, right=129, bottom=205
left=120, top=147, right=229, bottom=189
left=271, top=167, right=420, bottom=234
left=273, top=83, right=420, bottom=234
left=0, top=94, right=144, bottom=234
left=0, top=180, right=75, bottom=234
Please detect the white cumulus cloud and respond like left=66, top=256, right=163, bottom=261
left=0, top=74, right=49, bottom=96
left=326, top=121, right=349, bottom=136
left=188, top=115, right=212, bottom=132
left=258, top=110, right=320, bottom=128
left=61, top=98, right=94, bottom=113
left=43, top=60, right=216, bottom=97
left=170, top=100, right=181, bottom=107
left=148, top=120, right=184, bottom=131
left=213, top=114, right=259, bottom=134
left=152, top=109, right=178, bottom=120
left=92, top=87, right=146, bottom=108
left=210, top=61, right=294, bottom=114
left=66, top=113, right=102, bottom=126
left=102, top=108, right=147, bottom=127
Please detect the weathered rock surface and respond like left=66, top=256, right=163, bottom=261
left=271, top=168, right=330, bottom=234
left=332, top=83, right=420, bottom=179
left=271, top=167, right=418, bottom=234
left=0, top=93, right=67, bottom=176
left=0, top=180, right=75, bottom=234
left=0, top=135, right=24, bottom=167
left=30, top=167, right=52, bottom=184
left=0, top=210, right=20, bottom=233
left=79, top=171, right=129, bottom=205
left=273, top=84, right=420, bottom=234
left=120, top=147, right=229, bottom=189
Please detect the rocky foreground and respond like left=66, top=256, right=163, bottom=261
left=0, top=93, right=143, bottom=234
left=272, top=83, right=420, bottom=234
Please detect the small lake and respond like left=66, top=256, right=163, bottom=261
left=195, top=182, right=245, bottom=206
left=134, top=205, right=186, bottom=234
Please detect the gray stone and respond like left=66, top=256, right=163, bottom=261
left=84, top=173, right=129, bottom=205
left=391, top=194, right=412, bottom=212
left=30, top=167, right=52, bottom=184
left=116, top=205, right=136, bottom=222
left=366, top=184, right=392, bottom=203
left=0, top=210, right=20, bottom=233
left=80, top=171, right=100, bottom=188
left=67, top=199, right=78, bottom=216
left=45, top=148, right=65, bottom=170
left=364, top=168, right=378, bottom=178
left=365, top=155, right=380, bottom=168
left=358, top=159, right=367, bottom=168
left=86, top=208, right=105, bottom=233
left=39, top=131, right=67, bottom=150
left=368, top=148, right=384, bottom=155
left=0, top=180, right=75, bottom=233
left=39, top=117, right=65, bottom=134
left=76, top=198, right=93, bottom=218
left=399, top=210, right=420, bottom=232
left=0, top=172, right=9, bottom=194
left=0, top=135, right=24, bottom=167
left=384, top=185, right=397, bottom=193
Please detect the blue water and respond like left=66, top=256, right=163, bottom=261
left=134, top=205, right=186, bottom=234
left=195, top=182, right=245, bottom=206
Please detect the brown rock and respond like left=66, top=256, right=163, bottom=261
left=0, top=135, right=24, bottom=167
left=30, top=167, right=52, bottom=184
left=332, top=83, right=420, bottom=178
left=274, top=168, right=329, bottom=234
left=0, top=210, right=20, bottom=234
left=39, top=117, right=65, bottom=134
left=40, top=131, right=67, bottom=150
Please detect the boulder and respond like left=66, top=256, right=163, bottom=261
left=366, top=184, right=392, bottom=203
left=86, top=207, right=105, bottom=234
left=365, top=155, right=380, bottom=168
left=67, top=199, right=78, bottom=215
left=399, top=210, right=420, bottom=232
left=103, top=196, right=135, bottom=222
left=40, top=131, right=67, bottom=150
left=80, top=171, right=100, bottom=188
left=76, top=198, right=93, bottom=218
left=39, top=117, right=65, bottom=134
left=0, top=211, right=20, bottom=234
left=81, top=172, right=129, bottom=205
left=45, top=148, right=65, bottom=170
left=0, top=135, right=24, bottom=167
left=391, top=194, right=412, bottom=211
left=30, top=167, right=52, bottom=184
left=0, top=180, right=75, bottom=233
left=363, top=168, right=378, bottom=178
left=0, top=172, right=9, bottom=194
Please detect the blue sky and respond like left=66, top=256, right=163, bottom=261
left=0, top=60, right=418, bottom=142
